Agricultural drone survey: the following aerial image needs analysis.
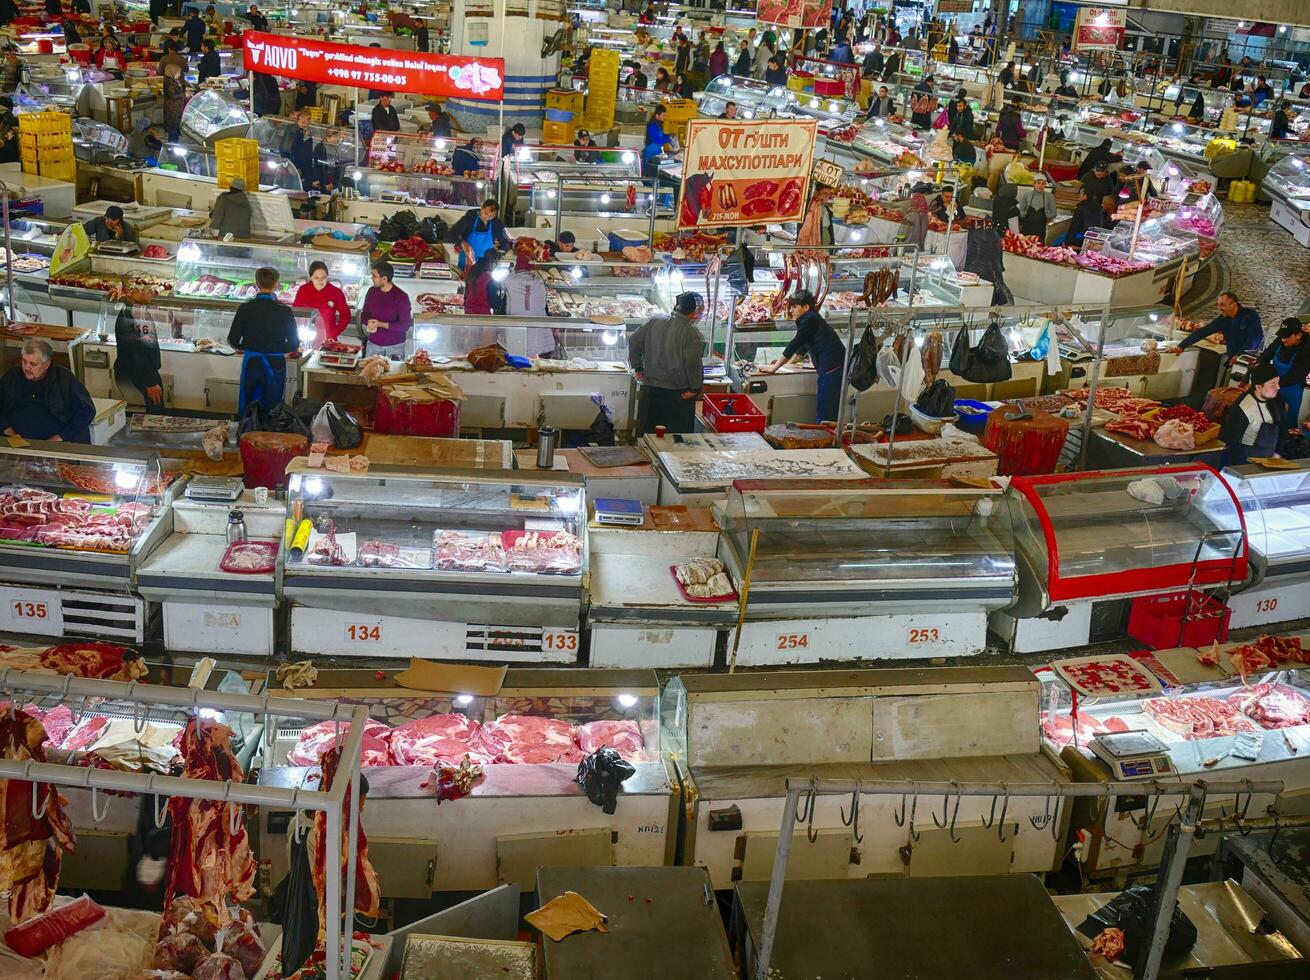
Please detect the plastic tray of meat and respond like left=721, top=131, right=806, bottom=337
left=433, top=529, right=506, bottom=572
left=1142, top=695, right=1258, bottom=740
left=1051, top=655, right=1163, bottom=698
left=478, top=714, right=583, bottom=764
left=1226, top=683, right=1310, bottom=730
left=218, top=540, right=279, bottom=574
left=575, top=719, right=647, bottom=760
left=359, top=540, right=432, bottom=569
left=668, top=565, right=737, bottom=603
left=502, top=530, right=581, bottom=575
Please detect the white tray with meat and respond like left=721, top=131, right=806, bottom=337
left=1050, top=655, right=1163, bottom=699
left=1141, top=695, right=1259, bottom=740
left=1226, top=682, right=1310, bottom=730
left=358, top=540, right=432, bottom=569
left=433, top=529, right=506, bottom=572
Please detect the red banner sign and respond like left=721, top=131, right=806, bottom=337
left=678, top=118, right=817, bottom=230
left=242, top=32, right=505, bottom=101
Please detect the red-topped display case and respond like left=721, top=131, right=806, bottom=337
left=1007, top=465, right=1247, bottom=606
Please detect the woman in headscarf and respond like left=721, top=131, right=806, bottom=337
left=1016, top=174, right=1057, bottom=241
left=905, top=187, right=931, bottom=248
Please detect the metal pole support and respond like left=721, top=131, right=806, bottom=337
left=1139, top=781, right=1207, bottom=980
left=752, top=784, right=799, bottom=980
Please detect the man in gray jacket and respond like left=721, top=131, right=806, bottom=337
left=630, top=291, right=705, bottom=434
left=209, top=177, right=252, bottom=239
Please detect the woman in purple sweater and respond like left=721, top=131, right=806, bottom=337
left=360, top=261, right=412, bottom=360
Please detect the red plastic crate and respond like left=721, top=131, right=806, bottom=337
left=1126, top=590, right=1230, bottom=650
left=814, top=78, right=846, bottom=97
left=702, top=392, right=765, bottom=433
left=373, top=387, right=461, bottom=437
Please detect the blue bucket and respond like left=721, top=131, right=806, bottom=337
left=953, top=399, right=993, bottom=435
left=607, top=229, right=648, bottom=251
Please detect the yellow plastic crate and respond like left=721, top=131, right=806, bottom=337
left=303, top=106, right=323, bottom=123
left=541, top=119, right=574, bottom=144
left=215, top=137, right=259, bottom=162
left=18, top=111, right=70, bottom=135
left=217, top=161, right=258, bottom=190
left=38, top=163, right=74, bottom=181
left=546, top=88, right=584, bottom=113
left=787, top=75, right=812, bottom=93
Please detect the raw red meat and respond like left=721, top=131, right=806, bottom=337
left=1040, top=712, right=1130, bottom=749
left=503, top=530, right=581, bottom=575
left=1225, top=634, right=1308, bottom=682
left=193, top=951, right=244, bottom=980
left=575, top=720, right=646, bottom=759
left=161, top=719, right=256, bottom=927
left=3, top=893, right=104, bottom=955
left=389, top=714, right=488, bottom=767
left=221, top=919, right=265, bottom=977
left=38, top=705, right=75, bottom=747
left=0, top=713, right=76, bottom=922
left=1143, top=696, right=1257, bottom=740
left=478, top=715, right=583, bottom=764
left=40, top=641, right=141, bottom=680
left=1058, top=658, right=1156, bottom=696
left=434, top=530, right=505, bottom=572
left=153, top=930, right=208, bottom=974
left=1091, top=927, right=1126, bottom=960
left=159, top=895, right=220, bottom=947
left=58, top=715, right=109, bottom=753
left=1227, top=683, right=1310, bottom=730
left=309, top=746, right=382, bottom=940
left=1104, top=413, right=1160, bottom=441
left=287, top=719, right=395, bottom=768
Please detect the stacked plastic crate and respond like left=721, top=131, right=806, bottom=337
left=214, top=137, right=259, bottom=190
left=543, top=88, right=583, bottom=144
left=19, top=111, right=74, bottom=181
left=583, top=49, right=619, bottom=134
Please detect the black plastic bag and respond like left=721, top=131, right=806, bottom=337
left=240, top=402, right=311, bottom=438
left=1078, top=883, right=1198, bottom=976
left=289, top=396, right=324, bottom=427
left=878, top=412, right=913, bottom=436
left=723, top=243, right=756, bottom=297
left=327, top=405, right=363, bottom=449
left=575, top=747, right=635, bottom=815
left=1283, top=431, right=1310, bottom=460
left=962, top=321, right=1013, bottom=383
left=269, top=830, right=318, bottom=978
left=948, top=321, right=972, bottom=376
left=417, top=215, right=448, bottom=244
left=378, top=209, right=420, bottom=242
left=846, top=326, right=880, bottom=392
left=915, top=378, right=955, bottom=418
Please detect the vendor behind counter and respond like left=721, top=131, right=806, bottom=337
left=0, top=338, right=95, bottom=444
left=83, top=205, right=138, bottom=244
left=228, top=267, right=299, bottom=415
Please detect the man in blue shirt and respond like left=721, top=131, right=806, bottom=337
left=0, top=339, right=94, bottom=443
left=1175, top=291, right=1264, bottom=360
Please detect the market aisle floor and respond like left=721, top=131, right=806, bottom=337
left=1183, top=200, right=1310, bottom=323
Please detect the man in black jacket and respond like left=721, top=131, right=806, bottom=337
left=1079, top=159, right=1118, bottom=205
left=114, top=291, right=167, bottom=411
left=0, top=339, right=95, bottom=443
left=371, top=93, right=400, bottom=133
left=759, top=289, right=846, bottom=424
left=228, top=267, right=299, bottom=415
left=197, top=39, right=221, bottom=83
left=251, top=71, right=280, bottom=116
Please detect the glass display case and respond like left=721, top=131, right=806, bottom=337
left=250, top=116, right=361, bottom=186
left=1007, top=465, right=1247, bottom=606
left=827, top=117, right=925, bottom=168
left=411, top=316, right=631, bottom=362
left=173, top=238, right=368, bottom=307
left=1102, top=210, right=1200, bottom=265
left=0, top=444, right=181, bottom=588
left=718, top=480, right=1017, bottom=614
left=1224, top=461, right=1310, bottom=579
left=699, top=74, right=790, bottom=121
left=1150, top=120, right=1215, bottom=164
left=1264, top=153, right=1310, bottom=207
left=364, top=130, right=494, bottom=178
left=281, top=465, right=587, bottom=626
left=507, top=142, right=640, bottom=190
left=157, top=141, right=303, bottom=192
left=180, top=88, right=254, bottom=144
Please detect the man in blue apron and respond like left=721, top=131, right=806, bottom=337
left=449, top=199, right=513, bottom=273
left=1257, top=318, right=1310, bottom=424
left=227, top=267, right=299, bottom=415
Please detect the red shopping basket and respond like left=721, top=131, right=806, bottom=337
left=1126, top=590, right=1230, bottom=650
left=701, top=392, right=765, bottom=433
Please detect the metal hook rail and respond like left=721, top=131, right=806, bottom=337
left=752, top=776, right=1284, bottom=980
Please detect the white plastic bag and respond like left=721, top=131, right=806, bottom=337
left=311, top=404, right=334, bottom=445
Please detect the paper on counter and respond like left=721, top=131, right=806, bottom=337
left=525, top=891, right=609, bottom=942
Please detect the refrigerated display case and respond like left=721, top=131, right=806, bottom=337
left=995, top=465, right=1247, bottom=652
left=300, top=317, right=636, bottom=433
left=172, top=237, right=369, bottom=306
left=1224, top=461, right=1310, bottom=628
left=1150, top=120, right=1217, bottom=167
left=1042, top=651, right=1309, bottom=880
left=663, top=665, right=1070, bottom=889
left=250, top=115, right=361, bottom=189
left=0, top=443, right=181, bottom=597
left=75, top=297, right=318, bottom=413
left=1263, top=154, right=1310, bottom=247
left=180, top=87, right=254, bottom=144
left=259, top=667, right=676, bottom=895
left=716, top=480, right=1016, bottom=664
left=282, top=464, right=588, bottom=656
left=364, top=130, right=494, bottom=179
left=698, top=74, right=790, bottom=121
left=155, top=140, right=303, bottom=193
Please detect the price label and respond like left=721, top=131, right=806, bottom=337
left=543, top=631, right=579, bottom=653
left=345, top=623, right=383, bottom=643
left=812, top=159, right=844, bottom=189
left=908, top=627, right=941, bottom=644
left=0, top=588, right=63, bottom=636
left=775, top=632, right=810, bottom=651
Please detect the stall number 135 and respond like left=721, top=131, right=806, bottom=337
left=11, top=601, right=47, bottom=620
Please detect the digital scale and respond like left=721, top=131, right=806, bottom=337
left=184, top=476, right=244, bottom=503
left=1089, top=730, right=1173, bottom=780
left=94, top=241, right=140, bottom=256
left=593, top=497, right=644, bottom=526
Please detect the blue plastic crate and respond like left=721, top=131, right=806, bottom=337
left=545, top=108, right=574, bottom=123
left=953, top=399, right=993, bottom=435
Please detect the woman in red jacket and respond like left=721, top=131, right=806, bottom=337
left=293, top=261, right=352, bottom=346
left=463, top=249, right=506, bottom=315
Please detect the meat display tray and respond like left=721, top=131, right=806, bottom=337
left=669, top=566, right=737, bottom=604
left=219, top=539, right=279, bottom=574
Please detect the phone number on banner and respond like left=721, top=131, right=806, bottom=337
left=326, top=68, right=408, bottom=87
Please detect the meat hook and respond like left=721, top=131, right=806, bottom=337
left=91, top=785, right=110, bottom=823
left=893, top=788, right=908, bottom=827
left=1030, top=792, right=1054, bottom=832
left=70, top=695, right=89, bottom=726
left=154, top=793, right=169, bottom=829
left=931, top=783, right=954, bottom=830
left=947, top=784, right=963, bottom=844
left=29, top=762, right=49, bottom=819
left=981, top=794, right=999, bottom=830
left=1233, top=779, right=1255, bottom=836
left=1267, top=806, right=1282, bottom=857
left=794, top=778, right=816, bottom=824
left=908, top=788, right=921, bottom=843
left=132, top=701, right=149, bottom=734
left=290, top=787, right=304, bottom=842
left=1137, top=781, right=1163, bottom=832
left=996, top=785, right=1011, bottom=843
left=840, top=780, right=863, bottom=844
left=805, top=784, right=819, bottom=844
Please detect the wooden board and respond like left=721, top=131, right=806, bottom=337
left=361, top=433, right=512, bottom=469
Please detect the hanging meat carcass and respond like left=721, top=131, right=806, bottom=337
left=308, top=745, right=382, bottom=939
left=160, top=718, right=256, bottom=931
left=0, top=712, right=76, bottom=921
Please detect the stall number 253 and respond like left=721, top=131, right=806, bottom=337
left=907, top=627, right=941, bottom=644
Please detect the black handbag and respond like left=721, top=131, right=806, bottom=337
left=914, top=378, right=955, bottom=418
left=327, top=404, right=364, bottom=449
left=846, top=326, right=880, bottom=392
left=962, top=321, right=1013, bottom=383
left=948, top=321, right=972, bottom=376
